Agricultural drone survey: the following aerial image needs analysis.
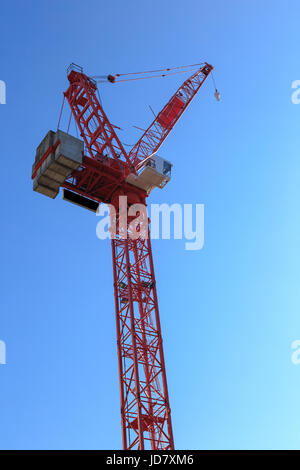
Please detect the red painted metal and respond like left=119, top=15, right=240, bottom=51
left=128, top=63, right=213, bottom=168
left=111, top=202, right=174, bottom=449
left=62, top=155, right=140, bottom=204
left=157, top=95, right=185, bottom=129
left=64, top=64, right=132, bottom=169
left=31, top=140, right=60, bottom=179
left=56, top=62, right=213, bottom=449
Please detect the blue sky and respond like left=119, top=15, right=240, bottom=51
left=1, top=0, right=300, bottom=449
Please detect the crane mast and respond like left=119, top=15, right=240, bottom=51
left=111, top=221, right=174, bottom=449
left=32, top=62, right=214, bottom=449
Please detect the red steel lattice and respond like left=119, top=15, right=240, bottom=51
left=44, top=62, right=214, bottom=449
left=112, top=225, right=174, bottom=449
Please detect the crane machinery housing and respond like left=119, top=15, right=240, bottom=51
left=31, top=62, right=214, bottom=450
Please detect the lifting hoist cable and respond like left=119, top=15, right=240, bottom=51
left=94, top=68, right=201, bottom=84
left=106, top=62, right=205, bottom=77
left=57, top=95, right=66, bottom=130
left=92, top=62, right=206, bottom=84
left=211, top=70, right=221, bottom=101
left=211, top=70, right=217, bottom=90
left=92, top=62, right=205, bottom=79
left=112, top=68, right=200, bottom=83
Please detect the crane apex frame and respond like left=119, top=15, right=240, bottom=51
left=31, top=61, right=214, bottom=450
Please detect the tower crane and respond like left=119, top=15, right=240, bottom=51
left=31, top=62, right=215, bottom=450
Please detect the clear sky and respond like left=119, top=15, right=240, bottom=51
left=1, top=0, right=300, bottom=450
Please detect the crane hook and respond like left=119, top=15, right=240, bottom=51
left=214, top=89, right=221, bottom=101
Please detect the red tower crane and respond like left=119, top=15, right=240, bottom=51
left=32, top=62, right=214, bottom=450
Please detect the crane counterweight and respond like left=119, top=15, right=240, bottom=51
left=32, top=130, right=83, bottom=199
